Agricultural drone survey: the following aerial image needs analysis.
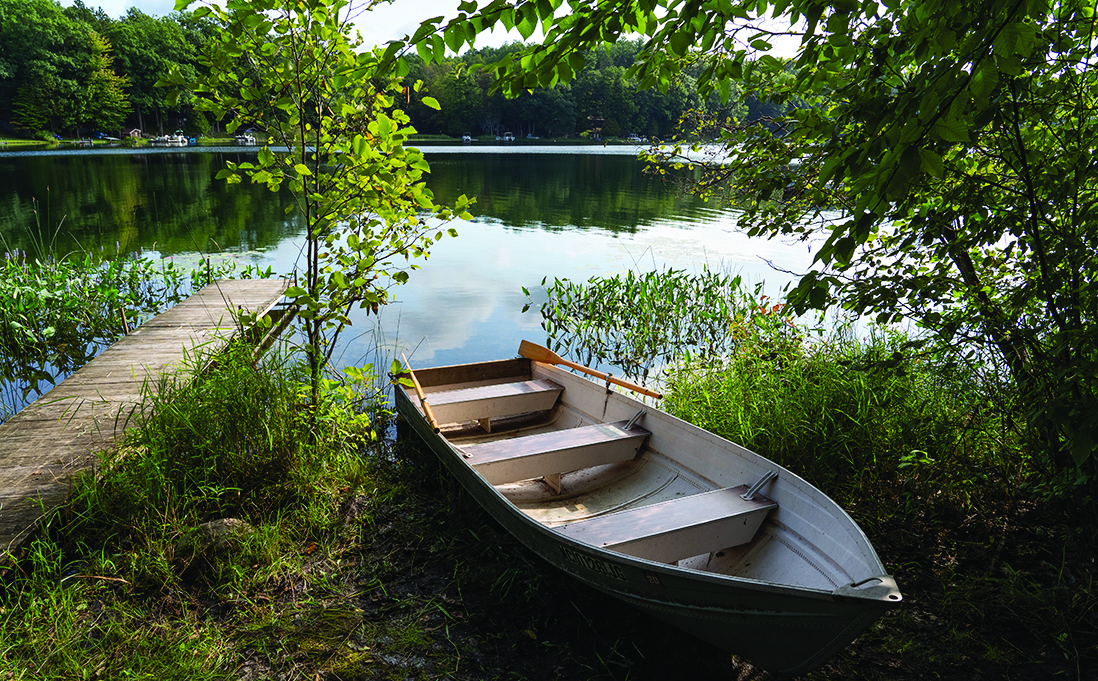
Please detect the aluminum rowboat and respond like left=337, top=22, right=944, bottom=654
left=395, top=351, right=901, bottom=675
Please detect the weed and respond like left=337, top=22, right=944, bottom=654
left=0, top=213, right=273, bottom=420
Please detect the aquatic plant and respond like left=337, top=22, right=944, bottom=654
left=0, top=235, right=271, bottom=420
left=527, top=266, right=799, bottom=384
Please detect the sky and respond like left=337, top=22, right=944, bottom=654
left=59, top=0, right=801, bottom=59
left=59, top=0, right=531, bottom=50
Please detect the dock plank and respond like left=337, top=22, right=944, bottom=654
left=0, top=279, right=289, bottom=560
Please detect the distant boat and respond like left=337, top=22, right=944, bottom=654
left=396, top=341, right=901, bottom=676
left=462, top=133, right=474, bottom=143
left=150, top=130, right=187, bottom=147
left=234, top=133, right=257, bottom=146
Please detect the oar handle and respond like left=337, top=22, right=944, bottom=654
left=403, top=353, right=440, bottom=433
left=556, top=358, right=663, bottom=399
left=518, top=341, right=662, bottom=399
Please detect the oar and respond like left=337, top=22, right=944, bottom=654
left=402, top=353, right=441, bottom=433
left=518, top=340, right=663, bottom=399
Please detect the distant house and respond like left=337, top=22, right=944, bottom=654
left=124, top=128, right=141, bottom=139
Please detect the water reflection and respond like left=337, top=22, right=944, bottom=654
left=427, top=151, right=719, bottom=232
left=0, top=149, right=300, bottom=258
left=0, top=147, right=816, bottom=382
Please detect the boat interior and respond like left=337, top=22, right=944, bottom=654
left=404, top=357, right=865, bottom=592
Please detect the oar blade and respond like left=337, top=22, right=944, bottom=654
left=518, top=340, right=559, bottom=364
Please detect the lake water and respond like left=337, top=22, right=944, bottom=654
left=0, top=145, right=816, bottom=383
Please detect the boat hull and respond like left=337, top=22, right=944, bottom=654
left=396, top=357, right=899, bottom=675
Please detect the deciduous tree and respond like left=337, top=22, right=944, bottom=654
left=408, top=0, right=1098, bottom=481
left=80, top=32, right=130, bottom=134
left=166, top=0, right=471, bottom=405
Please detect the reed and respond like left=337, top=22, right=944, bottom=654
left=664, top=324, right=1022, bottom=506
left=529, top=266, right=787, bottom=383
left=532, top=267, right=1022, bottom=503
left=0, top=229, right=272, bottom=420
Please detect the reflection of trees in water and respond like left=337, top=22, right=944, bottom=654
left=0, top=152, right=302, bottom=257
left=0, top=150, right=723, bottom=257
left=425, top=153, right=724, bottom=232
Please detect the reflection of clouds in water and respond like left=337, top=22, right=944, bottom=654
left=349, top=214, right=818, bottom=371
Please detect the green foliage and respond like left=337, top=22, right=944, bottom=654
left=79, top=32, right=130, bottom=132
left=106, top=6, right=207, bottom=132
left=665, top=324, right=1021, bottom=506
left=529, top=267, right=795, bottom=384
left=403, top=40, right=719, bottom=139
left=0, top=204, right=272, bottom=420
left=0, top=0, right=93, bottom=133
left=0, top=0, right=214, bottom=135
left=428, top=0, right=1098, bottom=483
left=169, top=0, right=472, bottom=404
left=0, top=347, right=381, bottom=677
left=80, top=347, right=376, bottom=540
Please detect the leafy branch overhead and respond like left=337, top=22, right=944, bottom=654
left=408, top=0, right=1098, bottom=478
left=164, top=0, right=472, bottom=404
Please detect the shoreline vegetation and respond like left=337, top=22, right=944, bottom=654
left=0, top=131, right=671, bottom=150
left=0, top=224, right=273, bottom=421
left=2, top=0, right=1095, bottom=677
left=0, top=255, right=1093, bottom=678
left=0, top=0, right=742, bottom=147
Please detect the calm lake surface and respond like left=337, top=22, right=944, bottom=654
left=0, top=145, right=815, bottom=377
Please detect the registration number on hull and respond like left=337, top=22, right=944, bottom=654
left=559, top=545, right=627, bottom=581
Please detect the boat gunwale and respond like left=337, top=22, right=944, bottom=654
left=395, top=356, right=898, bottom=604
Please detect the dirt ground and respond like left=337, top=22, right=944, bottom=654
left=218, top=446, right=1095, bottom=680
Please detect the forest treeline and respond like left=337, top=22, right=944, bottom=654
left=0, top=0, right=783, bottom=141
left=0, top=0, right=214, bottom=138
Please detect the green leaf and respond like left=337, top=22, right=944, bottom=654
left=444, top=24, right=464, bottom=53
left=416, top=38, right=435, bottom=63
left=918, top=148, right=944, bottom=178
left=517, top=5, right=537, bottom=39
left=294, top=163, right=312, bottom=176
left=833, top=236, right=857, bottom=267
left=422, top=96, right=441, bottom=110
left=931, top=117, right=969, bottom=143
left=970, top=60, right=999, bottom=105
left=668, top=32, right=690, bottom=57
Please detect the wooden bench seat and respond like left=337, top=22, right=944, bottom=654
left=426, top=379, right=563, bottom=425
left=555, top=485, right=777, bottom=564
left=459, top=421, right=650, bottom=486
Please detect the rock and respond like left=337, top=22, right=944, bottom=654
left=174, top=518, right=255, bottom=556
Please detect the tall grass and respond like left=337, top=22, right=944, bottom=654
left=0, top=212, right=273, bottom=420
left=528, top=266, right=775, bottom=383
left=0, top=346, right=381, bottom=677
left=664, top=325, right=1022, bottom=507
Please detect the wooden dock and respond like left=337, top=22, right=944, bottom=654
left=0, top=278, right=289, bottom=559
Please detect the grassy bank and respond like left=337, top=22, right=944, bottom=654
left=3, top=333, right=1092, bottom=679
left=0, top=346, right=739, bottom=679
left=0, top=266, right=1094, bottom=678
left=664, top=328, right=1096, bottom=679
